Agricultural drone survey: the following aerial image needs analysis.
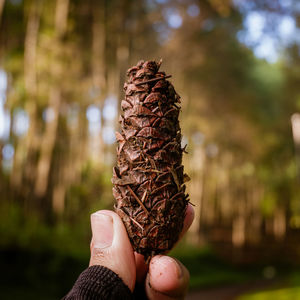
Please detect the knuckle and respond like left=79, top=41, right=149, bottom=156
left=90, top=247, right=107, bottom=265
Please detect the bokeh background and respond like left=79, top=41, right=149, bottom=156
left=0, top=0, right=300, bottom=299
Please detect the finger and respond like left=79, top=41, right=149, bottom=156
left=135, top=203, right=194, bottom=283
left=135, top=252, right=149, bottom=283
left=89, top=210, right=136, bottom=291
left=179, top=203, right=195, bottom=239
left=145, top=255, right=190, bottom=300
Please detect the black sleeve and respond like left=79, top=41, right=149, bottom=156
left=62, top=265, right=133, bottom=300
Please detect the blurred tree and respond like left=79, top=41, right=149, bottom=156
left=0, top=0, right=5, bottom=24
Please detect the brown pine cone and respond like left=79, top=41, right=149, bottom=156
left=112, top=60, right=189, bottom=260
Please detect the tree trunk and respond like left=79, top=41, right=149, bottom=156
left=34, top=0, right=69, bottom=215
left=187, top=144, right=205, bottom=244
left=11, top=0, right=42, bottom=204
left=232, top=198, right=246, bottom=248
left=34, top=87, right=61, bottom=199
left=115, top=0, right=130, bottom=115
left=0, top=0, right=5, bottom=25
left=91, top=0, right=106, bottom=166
left=273, top=206, right=286, bottom=241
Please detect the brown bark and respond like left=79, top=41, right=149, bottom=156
left=232, top=198, right=246, bottom=248
left=202, top=159, right=218, bottom=226
left=34, top=0, right=69, bottom=213
left=0, top=0, right=5, bottom=26
left=248, top=179, right=263, bottom=245
left=115, top=0, right=130, bottom=115
left=91, top=0, right=106, bottom=165
left=52, top=116, right=70, bottom=215
left=187, top=144, right=205, bottom=244
left=273, top=207, right=286, bottom=241
left=34, top=88, right=61, bottom=198
left=11, top=0, right=42, bottom=194
left=55, top=0, right=69, bottom=37
left=92, top=0, right=106, bottom=90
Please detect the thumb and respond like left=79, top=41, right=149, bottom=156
left=89, top=210, right=136, bottom=291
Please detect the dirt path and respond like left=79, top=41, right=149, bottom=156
left=187, top=279, right=279, bottom=300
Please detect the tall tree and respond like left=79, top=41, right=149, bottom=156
left=0, top=0, right=5, bottom=25
left=91, top=0, right=107, bottom=165
left=11, top=0, right=43, bottom=199
left=34, top=0, right=70, bottom=214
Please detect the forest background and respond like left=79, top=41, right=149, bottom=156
left=0, top=0, right=300, bottom=299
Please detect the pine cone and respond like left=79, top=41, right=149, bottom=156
left=112, top=60, right=189, bottom=260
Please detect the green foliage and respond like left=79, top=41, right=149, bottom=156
left=0, top=247, right=88, bottom=300
left=65, top=163, right=114, bottom=220
left=239, top=287, right=300, bottom=300
left=0, top=201, right=90, bottom=257
left=260, top=191, right=277, bottom=217
left=238, top=270, right=300, bottom=300
left=171, top=243, right=258, bottom=289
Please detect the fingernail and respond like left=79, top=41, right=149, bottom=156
left=173, top=258, right=183, bottom=279
left=91, top=213, right=114, bottom=248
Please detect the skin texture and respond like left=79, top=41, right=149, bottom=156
left=89, top=204, right=194, bottom=299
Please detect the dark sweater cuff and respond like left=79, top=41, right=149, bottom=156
left=63, top=265, right=133, bottom=300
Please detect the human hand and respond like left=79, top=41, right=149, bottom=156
left=89, top=205, right=194, bottom=299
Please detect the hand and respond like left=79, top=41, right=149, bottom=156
left=89, top=204, right=194, bottom=299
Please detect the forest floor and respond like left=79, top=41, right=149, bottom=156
left=1, top=245, right=299, bottom=299
left=187, top=278, right=280, bottom=300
